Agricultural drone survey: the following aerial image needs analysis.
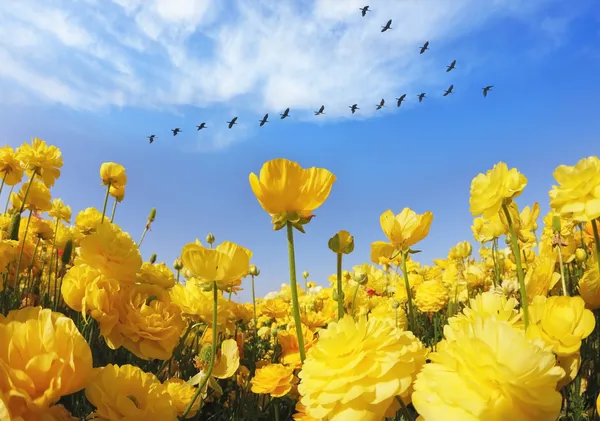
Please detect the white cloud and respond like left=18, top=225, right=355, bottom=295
left=0, top=0, right=571, bottom=151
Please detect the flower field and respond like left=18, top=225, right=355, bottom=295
left=2, top=137, right=600, bottom=421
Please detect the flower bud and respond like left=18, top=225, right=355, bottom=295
left=575, top=248, right=587, bottom=262
left=391, top=300, right=400, bottom=310
left=148, top=208, right=157, bottom=223
left=327, top=230, right=355, bottom=255
left=8, top=213, right=20, bottom=241
left=206, top=233, right=215, bottom=245
left=198, top=343, right=213, bottom=363
left=353, top=272, right=368, bottom=285
left=342, top=270, right=350, bottom=279
left=249, top=264, right=260, bottom=277
left=61, top=240, right=73, bottom=266
left=302, top=271, right=309, bottom=279
left=552, top=215, right=561, bottom=233
left=200, top=282, right=213, bottom=292
left=173, top=258, right=183, bottom=271
left=149, top=253, right=157, bottom=264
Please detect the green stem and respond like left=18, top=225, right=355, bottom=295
left=182, top=281, right=218, bottom=418
left=592, top=220, right=600, bottom=276
left=491, top=238, right=500, bottom=287
left=502, top=203, right=529, bottom=329
left=18, top=172, right=36, bottom=214
left=110, top=198, right=118, bottom=223
left=336, top=253, right=344, bottom=320
left=0, top=172, right=6, bottom=198
left=4, top=185, right=13, bottom=213
left=273, top=399, right=280, bottom=421
left=100, top=182, right=111, bottom=223
left=251, top=275, right=258, bottom=336
left=556, top=245, right=568, bottom=296
left=350, top=282, right=360, bottom=316
left=401, top=252, right=417, bottom=333
left=285, top=221, right=306, bottom=362
left=395, top=396, right=415, bottom=421
left=138, top=228, right=148, bottom=248
left=14, top=209, right=33, bottom=295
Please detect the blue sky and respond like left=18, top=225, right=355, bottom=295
left=1, top=0, right=599, bottom=301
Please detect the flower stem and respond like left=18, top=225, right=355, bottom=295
left=251, top=275, right=258, bottom=336
left=502, top=203, right=529, bottom=328
left=18, top=172, right=36, bottom=214
left=100, top=182, right=111, bottom=223
left=286, top=221, right=306, bottom=362
left=336, top=253, right=344, bottom=320
left=273, top=399, right=280, bottom=421
left=0, top=172, right=6, bottom=198
left=557, top=245, right=568, bottom=296
left=138, top=228, right=148, bottom=248
left=401, top=252, right=417, bottom=334
left=183, top=281, right=218, bottom=418
left=591, top=220, right=600, bottom=275
left=14, top=209, right=33, bottom=295
left=350, top=283, right=360, bottom=316
left=4, top=185, right=13, bottom=213
left=110, top=198, right=117, bottom=222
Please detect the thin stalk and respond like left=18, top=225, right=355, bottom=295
left=14, top=209, right=33, bottom=295
left=251, top=275, right=258, bottom=336
left=110, top=198, right=118, bottom=222
left=502, top=203, right=529, bottom=328
left=18, top=173, right=36, bottom=214
left=556, top=245, right=568, bottom=296
left=100, top=182, right=111, bottom=223
left=273, top=399, right=280, bottom=421
left=138, top=227, right=149, bottom=248
left=401, top=252, right=417, bottom=333
left=592, top=220, right=600, bottom=275
left=350, top=282, right=360, bottom=316
left=336, top=253, right=344, bottom=320
left=285, top=221, right=306, bottom=362
left=0, top=172, right=6, bottom=198
left=4, top=185, right=14, bottom=213
left=182, top=281, right=218, bottom=418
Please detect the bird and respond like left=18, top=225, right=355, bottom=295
left=314, top=105, right=325, bottom=116
left=375, top=98, right=385, bottom=110
left=443, top=84, right=454, bottom=96
left=360, top=5, right=370, bottom=16
left=482, top=85, right=494, bottom=97
left=196, top=123, right=206, bottom=130
left=419, top=41, right=429, bottom=54
left=418, top=93, right=426, bottom=103
left=259, top=113, right=269, bottom=127
left=280, top=107, right=290, bottom=119
left=147, top=135, right=156, bottom=144
left=446, top=59, right=456, bottom=72
left=349, top=104, right=359, bottom=114
left=171, top=128, right=181, bottom=136
left=227, top=117, right=238, bottom=129
left=381, top=19, right=392, bottom=32
left=396, top=94, right=407, bottom=107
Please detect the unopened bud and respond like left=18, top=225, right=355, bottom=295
left=61, top=240, right=73, bottom=266
left=576, top=248, right=587, bottom=262
left=271, top=326, right=279, bottom=337
left=332, top=288, right=344, bottom=301
left=8, top=213, right=20, bottom=241
left=391, top=300, right=400, bottom=310
left=148, top=208, right=157, bottom=223
left=200, top=282, right=213, bottom=292
left=149, top=253, right=157, bottom=264
left=198, top=343, right=213, bottom=363
left=173, top=258, right=183, bottom=271
left=249, top=264, right=259, bottom=276
left=353, top=272, right=368, bottom=285
left=342, top=270, right=350, bottom=279
left=302, top=271, right=309, bottom=279
left=206, top=233, right=215, bottom=245
left=552, top=215, right=561, bottom=233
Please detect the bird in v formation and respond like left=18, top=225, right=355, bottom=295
left=150, top=5, right=493, bottom=143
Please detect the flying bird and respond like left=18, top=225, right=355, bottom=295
left=171, top=128, right=181, bottom=136
left=446, top=59, right=457, bottom=72
left=482, top=85, right=494, bottom=97
left=419, top=41, right=429, bottom=54
left=418, top=93, right=426, bottom=103
left=381, top=19, right=392, bottom=32
left=314, top=105, right=325, bottom=116
left=349, top=104, right=359, bottom=114
left=196, top=123, right=206, bottom=130
left=396, top=94, right=407, bottom=107
left=280, top=107, right=290, bottom=119
left=227, top=117, right=238, bottom=129
left=360, top=6, right=370, bottom=16
left=147, top=135, right=156, bottom=144
left=259, top=113, right=269, bottom=127
left=375, top=98, right=385, bottom=110
left=443, top=84, right=454, bottom=96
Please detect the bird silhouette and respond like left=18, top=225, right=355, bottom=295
left=482, top=85, right=494, bottom=97
left=396, top=94, right=407, bottom=107
left=419, top=41, right=429, bottom=54
left=349, top=104, right=359, bottom=114
left=418, top=93, right=426, bottom=103
left=443, top=84, right=454, bottom=96
left=446, top=59, right=456, bottom=72
left=375, top=98, right=385, bottom=110
left=381, top=19, right=392, bottom=32
left=360, top=5, right=370, bottom=16
left=259, top=113, right=269, bottom=127
left=227, top=117, right=238, bottom=129
left=171, top=128, right=181, bottom=136
left=280, top=107, right=290, bottom=119
left=314, top=105, right=325, bottom=116
left=147, top=135, right=156, bottom=144
left=196, top=123, right=206, bottom=130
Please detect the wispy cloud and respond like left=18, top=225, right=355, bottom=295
left=0, top=0, right=573, bottom=150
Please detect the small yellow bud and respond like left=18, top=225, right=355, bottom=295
left=149, top=253, right=157, bottom=264
left=249, top=264, right=260, bottom=276
left=576, top=248, right=587, bottom=262
left=302, top=271, right=309, bottom=279
left=327, top=230, right=355, bottom=255
left=148, top=207, right=157, bottom=223
left=353, top=272, right=368, bottom=285
left=206, top=233, right=215, bottom=245
left=391, top=300, right=400, bottom=310
left=173, top=258, right=183, bottom=271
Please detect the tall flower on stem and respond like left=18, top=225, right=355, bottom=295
left=248, top=264, right=260, bottom=337
left=469, top=162, right=529, bottom=327
left=249, top=158, right=336, bottom=362
left=99, top=162, right=127, bottom=223
left=328, top=230, right=355, bottom=320
left=0, top=146, right=24, bottom=196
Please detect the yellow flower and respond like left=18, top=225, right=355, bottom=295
left=15, top=138, right=63, bottom=187
left=328, top=230, right=355, bottom=254
left=251, top=364, right=296, bottom=397
left=77, top=222, right=142, bottom=285
left=10, top=180, right=52, bottom=213
left=212, top=339, right=241, bottom=379
left=469, top=162, right=527, bottom=219
left=414, top=280, right=449, bottom=313
left=293, top=401, right=320, bottom=421
left=75, top=207, right=103, bottom=235
left=181, top=240, right=252, bottom=290
left=464, top=263, right=487, bottom=289
left=0, top=307, right=93, bottom=417
left=374, top=208, right=433, bottom=252
left=27, top=217, right=54, bottom=241
left=413, top=315, right=564, bottom=421
left=169, top=282, right=232, bottom=329
left=137, top=262, right=176, bottom=288
left=105, top=284, right=185, bottom=360
left=48, top=199, right=72, bottom=223
left=260, top=298, right=288, bottom=319
left=446, top=291, right=522, bottom=333
left=109, top=183, right=126, bottom=200
left=0, top=145, right=24, bottom=186
left=526, top=295, right=595, bottom=356
left=448, top=241, right=472, bottom=259
left=471, top=214, right=504, bottom=243
left=99, top=162, right=127, bottom=189
left=549, top=156, right=600, bottom=222
left=278, top=325, right=315, bottom=369
left=0, top=239, right=18, bottom=276
left=556, top=352, right=581, bottom=390
left=579, top=254, right=600, bottom=309
left=61, top=264, right=103, bottom=312
left=524, top=255, right=560, bottom=302
left=369, top=298, right=408, bottom=330
left=85, top=364, right=177, bottom=421
left=162, top=378, right=201, bottom=418
left=298, top=315, right=426, bottom=421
